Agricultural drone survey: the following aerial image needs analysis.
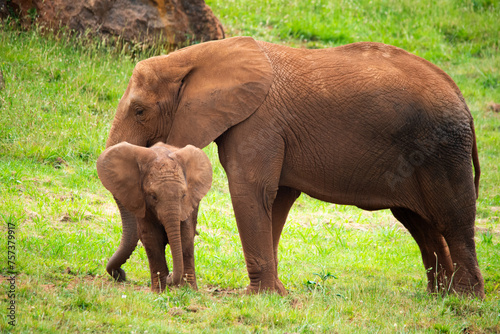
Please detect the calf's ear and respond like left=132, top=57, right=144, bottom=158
left=169, top=145, right=213, bottom=221
left=96, top=142, right=155, bottom=218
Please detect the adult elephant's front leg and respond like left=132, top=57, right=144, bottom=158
left=230, top=187, right=281, bottom=294
left=218, top=134, right=286, bottom=294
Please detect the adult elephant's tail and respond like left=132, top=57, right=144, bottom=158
left=471, top=120, right=480, bottom=199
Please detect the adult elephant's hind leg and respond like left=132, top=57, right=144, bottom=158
left=425, top=162, right=484, bottom=297
left=390, top=208, right=455, bottom=293
left=441, top=209, right=485, bottom=297
left=271, top=186, right=301, bottom=292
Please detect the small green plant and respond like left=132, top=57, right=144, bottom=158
left=27, top=8, right=37, bottom=21
left=305, top=270, right=337, bottom=291
left=480, top=231, right=494, bottom=245
left=378, top=224, right=400, bottom=242
left=324, top=222, right=348, bottom=248
left=433, top=323, right=450, bottom=333
left=155, top=284, right=192, bottom=309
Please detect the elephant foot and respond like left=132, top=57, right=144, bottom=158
left=184, top=273, right=198, bottom=290
left=109, top=268, right=126, bottom=282
left=448, top=280, right=485, bottom=299
left=166, top=273, right=191, bottom=288
left=151, top=273, right=168, bottom=293
left=165, top=273, right=198, bottom=290
left=426, top=276, right=485, bottom=299
left=429, top=283, right=485, bottom=299
left=245, top=278, right=287, bottom=295
left=426, top=267, right=485, bottom=299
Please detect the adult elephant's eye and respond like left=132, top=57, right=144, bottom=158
left=150, top=193, right=158, bottom=202
left=136, top=108, right=144, bottom=116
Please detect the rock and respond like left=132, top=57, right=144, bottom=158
left=6, top=0, right=224, bottom=46
left=180, top=0, right=225, bottom=42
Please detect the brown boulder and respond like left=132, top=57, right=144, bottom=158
left=5, top=0, right=224, bottom=46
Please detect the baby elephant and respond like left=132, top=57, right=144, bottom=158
left=96, top=142, right=212, bottom=292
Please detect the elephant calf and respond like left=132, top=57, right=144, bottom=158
left=96, top=142, right=212, bottom=292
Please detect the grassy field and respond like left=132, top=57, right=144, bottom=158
left=1, top=0, right=499, bottom=332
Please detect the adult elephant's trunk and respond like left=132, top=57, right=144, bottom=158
left=162, top=209, right=184, bottom=287
left=105, top=121, right=147, bottom=149
left=106, top=199, right=139, bottom=281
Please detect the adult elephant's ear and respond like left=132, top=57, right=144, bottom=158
left=169, top=145, right=213, bottom=221
left=96, top=142, right=155, bottom=218
left=166, top=36, right=274, bottom=148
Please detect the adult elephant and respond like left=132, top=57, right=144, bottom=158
left=105, top=36, right=484, bottom=297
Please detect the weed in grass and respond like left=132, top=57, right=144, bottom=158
left=155, top=285, right=195, bottom=313
left=304, top=269, right=342, bottom=301
left=377, top=224, right=401, bottom=242
left=480, top=230, right=494, bottom=245
left=324, top=222, right=348, bottom=248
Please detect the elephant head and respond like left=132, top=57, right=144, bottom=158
left=97, top=142, right=212, bottom=292
left=105, top=36, right=274, bottom=149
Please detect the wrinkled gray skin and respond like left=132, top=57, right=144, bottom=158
left=97, top=142, right=212, bottom=292
left=105, top=37, right=484, bottom=297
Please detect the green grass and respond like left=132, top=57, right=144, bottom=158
left=1, top=0, right=500, bottom=332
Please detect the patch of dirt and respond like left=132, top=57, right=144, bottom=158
left=185, top=304, right=202, bottom=313
left=0, top=275, right=15, bottom=285
left=59, top=214, right=73, bottom=223
left=475, top=224, right=500, bottom=237
left=290, top=208, right=403, bottom=232
left=487, top=101, right=500, bottom=113
left=17, top=272, right=151, bottom=295
left=290, top=204, right=500, bottom=236
left=476, top=207, right=500, bottom=236
left=204, top=285, right=242, bottom=296
left=73, top=274, right=150, bottom=292
left=31, top=273, right=245, bottom=301
left=289, top=298, right=303, bottom=309
left=168, top=307, right=185, bottom=316
left=101, top=201, right=119, bottom=217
